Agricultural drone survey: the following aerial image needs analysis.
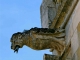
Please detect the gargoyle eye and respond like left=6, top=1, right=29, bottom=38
left=14, top=41, right=15, bottom=44
left=18, top=35, right=22, bottom=39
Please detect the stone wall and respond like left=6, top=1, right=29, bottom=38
left=40, top=0, right=80, bottom=60
left=65, top=1, right=80, bottom=60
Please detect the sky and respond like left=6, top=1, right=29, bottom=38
left=0, top=0, right=52, bottom=60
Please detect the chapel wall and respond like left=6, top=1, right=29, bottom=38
left=65, top=1, right=80, bottom=60
left=40, top=0, right=80, bottom=60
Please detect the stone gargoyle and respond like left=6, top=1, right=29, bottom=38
left=10, top=27, right=65, bottom=55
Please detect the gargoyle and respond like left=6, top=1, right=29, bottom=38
left=10, top=27, right=65, bottom=55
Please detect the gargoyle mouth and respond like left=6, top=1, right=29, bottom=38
left=14, top=45, right=20, bottom=53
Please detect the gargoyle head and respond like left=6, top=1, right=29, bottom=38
left=10, top=32, right=24, bottom=53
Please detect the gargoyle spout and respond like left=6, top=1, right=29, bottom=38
left=10, top=27, right=65, bottom=55
left=14, top=45, right=20, bottom=53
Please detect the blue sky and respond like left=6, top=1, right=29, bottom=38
left=0, top=0, right=51, bottom=60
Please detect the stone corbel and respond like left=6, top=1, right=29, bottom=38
left=43, top=54, right=59, bottom=60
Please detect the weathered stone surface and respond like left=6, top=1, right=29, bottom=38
left=64, top=1, right=80, bottom=60
left=49, top=0, right=67, bottom=28
left=41, top=0, right=80, bottom=60
left=43, top=54, right=59, bottom=60
left=10, top=27, right=65, bottom=55
left=40, top=0, right=61, bottom=28
left=54, top=0, right=78, bottom=29
left=76, top=22, right=80, bottom=60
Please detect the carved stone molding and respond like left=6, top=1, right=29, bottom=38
left=50, top=0, right=78, bottom=29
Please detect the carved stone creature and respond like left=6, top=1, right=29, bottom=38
left=10, top=27, right=65, bottom=55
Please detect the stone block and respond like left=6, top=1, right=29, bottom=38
left=71, top=1, right=80, bottom=31
left=71, top=29, right=79, bottom=56
left=43, top=54, right=59, bottom=60
left=65, top=18, right=73, bottom=45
